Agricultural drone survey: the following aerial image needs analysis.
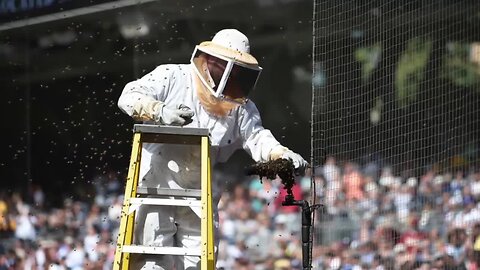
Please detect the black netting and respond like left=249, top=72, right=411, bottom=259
left=312, top=1, right=480, bottom=268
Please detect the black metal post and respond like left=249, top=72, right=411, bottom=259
left=282, top=195, right=312, bottom=270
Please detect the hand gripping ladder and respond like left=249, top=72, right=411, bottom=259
left=113, top=124, right=215, bottom=270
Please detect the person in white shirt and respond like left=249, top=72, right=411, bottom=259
left=118, top=28, right=308, bottom=270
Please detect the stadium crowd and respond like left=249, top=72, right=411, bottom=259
left=0, top=157, right=480, bottom=270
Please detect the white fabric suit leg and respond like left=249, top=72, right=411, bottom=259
left=174, top=207, right=201, bottom=270
left=131, top=143, right=176, bottom=270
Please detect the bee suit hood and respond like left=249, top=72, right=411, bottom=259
left=191, top=29, right=262, bottom=116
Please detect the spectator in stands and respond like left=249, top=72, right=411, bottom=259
left=1, top=158, right=479, bottom=270
left=14, top=205, right=36, bottom=242
left=323, top=156, right=340, bottom=183
left=343, top=162, right=365, bottom=202
left=446, top=228, right=468, bottom=265
left=0, top=244, right=8, bottom=270
left=274, top=175, right=303, bottom=233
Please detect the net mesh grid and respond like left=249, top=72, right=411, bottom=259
left=311, top=0, right=480, bottom=268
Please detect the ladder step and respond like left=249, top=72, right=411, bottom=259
left=122, top=245, right=201, bottom=256
left=136, top=187, right=201, bottom=198
left=133, top=124, right=209, bottom=136
left=129, top=198, right=201, bottom=207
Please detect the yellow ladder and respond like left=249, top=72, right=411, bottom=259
left=113, top=124, right=215, bottom=270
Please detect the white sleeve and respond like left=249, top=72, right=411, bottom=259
left=117, top=65, right=173, bottom=121
left=239, top=101, right=283, bottom=162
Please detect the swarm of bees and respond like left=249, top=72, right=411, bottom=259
left=246, top=158, right=296, bottom=198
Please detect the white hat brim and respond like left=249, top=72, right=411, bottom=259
left=199, top=41, right=259, bottom=66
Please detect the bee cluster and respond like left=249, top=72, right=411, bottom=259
left=246, top=158, right=296, bottom=198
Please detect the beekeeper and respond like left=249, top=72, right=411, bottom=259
left=118, top=28, right=308, bottom=270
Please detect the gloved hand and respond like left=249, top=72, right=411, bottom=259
left=157, top=104, right=194, bottom=126
left=282, top=150, right=308, bottom=175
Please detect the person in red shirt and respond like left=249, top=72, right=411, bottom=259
left=399, top=216, right=428, bottom=255
left=273, top=177, right=303, bottom=233
left=274, top=180, right=303, bottom=214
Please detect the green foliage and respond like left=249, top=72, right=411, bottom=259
left=395, top=37, right=432, bottom=108
left=441, top=42, right=480, bottom=89
left=354, top=43, right=382, bottom=83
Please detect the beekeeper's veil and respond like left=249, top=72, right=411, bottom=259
left=191, top=29, right=262, bottom=116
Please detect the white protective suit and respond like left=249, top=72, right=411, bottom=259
left=117, top=29, right=307, bottom=270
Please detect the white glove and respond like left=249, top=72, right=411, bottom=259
left=157, top=104, right=194, bottom=126
left=282, top=150, right=308, bottom=174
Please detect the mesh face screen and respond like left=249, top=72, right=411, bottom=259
left=205, top=54, right=228, bottom=91
left=222, top=63, right=261, bottom=102
left=192, top=47, right=261, bottom=103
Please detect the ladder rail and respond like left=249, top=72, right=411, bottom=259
left=201, top=136, right=215, bottom=269
left=114, top=132, right=142, bottom=270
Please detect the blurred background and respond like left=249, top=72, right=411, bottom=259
left=0, top=0, right=479, bottom=269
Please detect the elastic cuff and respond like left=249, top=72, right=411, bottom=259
left=153, top=102, right=165, bottom=123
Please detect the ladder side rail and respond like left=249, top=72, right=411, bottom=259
left=114, top=132, right=143, bottom=270
left=122, top=134, right=143, bottom=269
left=201, top=136, right=215, bottom=269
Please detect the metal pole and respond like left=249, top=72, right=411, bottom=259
left=282, top=195, right=312, bottom=270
